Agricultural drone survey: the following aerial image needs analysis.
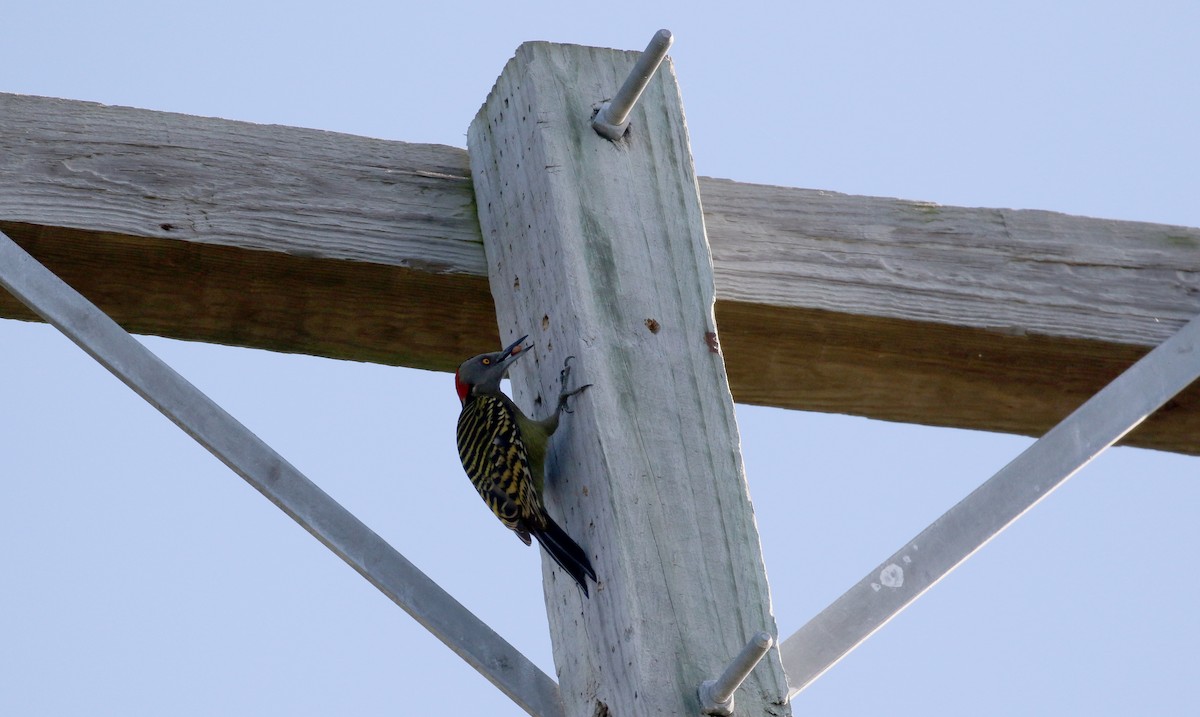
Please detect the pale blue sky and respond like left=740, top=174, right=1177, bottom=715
left=3, top=2, right=1198, bottom=715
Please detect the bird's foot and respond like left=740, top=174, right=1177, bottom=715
left=558, top=356, right=592, bottom=414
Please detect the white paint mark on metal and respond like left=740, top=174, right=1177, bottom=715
left=879, top=564, right=905, bottom=589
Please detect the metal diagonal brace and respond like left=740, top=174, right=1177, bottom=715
left=0, top=229, right=565, bottom=717
left=780, top=310, right=1200, bottom=698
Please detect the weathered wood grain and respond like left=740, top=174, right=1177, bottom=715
left=702, top=180, right=1200, bottom=454
left=3, top=92, right=1199, bottom=453
left=0, top=94, right=482, bottom=270
left=468, top=41, right=791, bottom=716
left=704, top=178, right=1200, bottom=346
left=0, top=93, right=494, bottom=370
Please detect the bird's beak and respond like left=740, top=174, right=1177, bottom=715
left=501, top=335, right=531, bottom=363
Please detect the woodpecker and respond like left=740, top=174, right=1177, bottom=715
left=454, top=335, right=597, bottom=596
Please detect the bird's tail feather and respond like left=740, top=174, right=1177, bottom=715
left=534, top=517, right=597, bottom=597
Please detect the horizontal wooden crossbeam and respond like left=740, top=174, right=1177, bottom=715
left=3, top=92, right=1198, bottom=453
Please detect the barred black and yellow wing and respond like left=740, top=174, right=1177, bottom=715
left=456, top=393, right=544, bottom=544
left=456, top=391, right=598, bottom=596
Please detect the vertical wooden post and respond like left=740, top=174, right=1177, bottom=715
left=468, top=41, right=791, bottom=716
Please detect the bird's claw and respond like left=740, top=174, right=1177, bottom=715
left=557, top=356, right=590, bottom=414
left=560, top=383, right=592, bottom=413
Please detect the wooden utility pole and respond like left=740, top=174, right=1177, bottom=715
left=468, top=41, right=790, bottom=715
left=4, top=33, right=1200, bottom=717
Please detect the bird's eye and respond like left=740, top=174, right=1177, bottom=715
left=481, top=358, right=491, bottom=366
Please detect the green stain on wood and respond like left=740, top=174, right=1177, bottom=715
left=1164, top=234, right=1199, bottom=248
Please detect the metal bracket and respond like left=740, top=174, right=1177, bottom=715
left=698, top=631, right=775, bottom=715
left=592, top=29, right=674, bottom=140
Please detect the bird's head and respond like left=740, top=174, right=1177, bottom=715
left=455, top=335, right=530, bottom=404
